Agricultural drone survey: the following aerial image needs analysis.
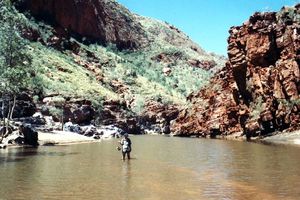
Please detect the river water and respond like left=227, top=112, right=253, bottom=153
left=0, top=135, right=300, bottom=200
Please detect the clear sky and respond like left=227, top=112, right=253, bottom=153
left=117, top=0, right=300, bottom=56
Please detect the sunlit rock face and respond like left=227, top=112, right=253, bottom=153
left=172, top=5, right=300, bottom=137
left=22, top=0, right=148, bottom=49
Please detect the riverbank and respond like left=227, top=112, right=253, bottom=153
left=38, top=131, right=97, bottom=146
left=3, top=126, right=300, bottom=148
left=262, top=130, right=300, bottom=146
left=31, top=129, right=300, bottom=147
left=207, top=130, right=300, bottom=147
left=0, top=130, right=109, bottom=149
left=38, top=128, right=127, bottom=145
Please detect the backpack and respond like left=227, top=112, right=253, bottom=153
left=122, top=138, right=131, bottom=152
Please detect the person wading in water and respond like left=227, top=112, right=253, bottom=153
left=119, top=133, right=132, bottom=160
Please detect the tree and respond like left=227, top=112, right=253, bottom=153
left=0, top=0, right=32, bottom=141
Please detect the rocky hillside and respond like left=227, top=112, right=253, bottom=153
left=172, top=5, right=300, bottom=138
left=20, top=0, right=148, bottom=49
left=1, top=0, right=225, bottom=134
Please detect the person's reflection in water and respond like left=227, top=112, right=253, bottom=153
left=121, top=160, right=132, bottom=198
left=122, top=160, right=131, bottom=181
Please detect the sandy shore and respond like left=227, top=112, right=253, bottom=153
left=3, top=128, right=300, bottom=148
left=262, top=130, right=300, bottom=146
left=38, top=131, right=97, bottom=145
left=38, top=130, right=300, bottom=147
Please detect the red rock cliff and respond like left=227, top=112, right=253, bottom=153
left=172, top=5, right=300, bottom=138
left=21, top=0, right=147, bottom=49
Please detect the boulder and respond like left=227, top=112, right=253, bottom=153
left=73, top=105, right=95, bottom=124
left=63, top=104, right=95, bottom=124
left=19, top=124, right=38, bottom=146
left=94, top=99, right=143, bottom=134
left=98, top=125, right=126, bottom=139
left=41, top=97, right=96, bottom=124
left=63, top=121, right=81, bottom=133
left=41, top=106, right=50, bottom=116
left=12, top=100, right=36, bottom=118
left=2, top=131, right=24, bottom=145
left=140, top=101, right=179, bottom=135
left=18, top=112, right=47, bottom=125
left=81, top=125, right=99, bottom=137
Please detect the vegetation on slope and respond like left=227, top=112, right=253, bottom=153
left=1, top=0, right=226, bottom=119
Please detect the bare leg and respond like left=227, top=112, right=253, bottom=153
left=127, top=152, right=131, bottom=160
left=122, top=151, right=126, bottom=160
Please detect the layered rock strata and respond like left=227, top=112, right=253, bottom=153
left=21, top=0, right=147, bottom=49
left=172, top=5, right=300, bottom=137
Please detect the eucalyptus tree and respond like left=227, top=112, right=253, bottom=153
left=0, top=0, right=32, bottom=140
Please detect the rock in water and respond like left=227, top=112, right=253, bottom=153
left=19, top=124, right=39, bottom=146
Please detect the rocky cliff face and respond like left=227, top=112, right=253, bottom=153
left=20, top=0, right=147, bottom=49
left=172, top=5, right=300, bottom=137
left=12, top=0, right=225, bottom=134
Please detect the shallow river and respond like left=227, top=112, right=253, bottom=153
left=0, top=135, right=300, bottom=200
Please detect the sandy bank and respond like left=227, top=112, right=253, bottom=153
left=38, top=131, right=96, bottom=145
left=262, top=130, right=300, bottom=146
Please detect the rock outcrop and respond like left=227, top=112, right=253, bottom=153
left=41, top=96, right=96, bottom=124
left=172, top=5, right=300, bottom=138
left=19, top=124, right=39, bottom=146
left=141, top=101, right=179, bottom=134
left=0, top=92, right=36, bottom=119
left=20, top=0, right=147, bottom=49
left=96, top=99, right=179, bottom=134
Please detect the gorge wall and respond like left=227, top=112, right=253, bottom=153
left=20, top=0, right=148, bottom=49
left=172, top=5, right=300, bottom=138
left=11, top=0, right=226, bottom=135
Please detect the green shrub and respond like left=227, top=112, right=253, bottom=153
left=132, top=95, right=145, bottom=114
left=250, top=96, right=264, bottom=120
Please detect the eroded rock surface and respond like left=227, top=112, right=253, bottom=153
left=21, top=0, right=147, bottom=49
left=172, top=5, right=300, bottom=137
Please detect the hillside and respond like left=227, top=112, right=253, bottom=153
left=0, top=0, right=226, bottom=134
left=172, top=4, right=300, bottom=138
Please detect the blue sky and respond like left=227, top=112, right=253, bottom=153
left=118, top=0, right=300, bottom=56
